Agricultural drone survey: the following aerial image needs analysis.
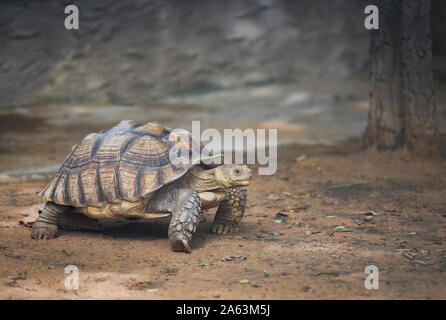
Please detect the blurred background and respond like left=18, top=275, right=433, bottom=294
left=1, top=0, right=446, bottom=177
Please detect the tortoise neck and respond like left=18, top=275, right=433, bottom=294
left=182, top=166, right=222, bottom=191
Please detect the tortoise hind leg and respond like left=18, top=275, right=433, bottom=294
left=211, top=187, right=247, bottom=234
left=31, top=201, right=68, bottom=239
left=32, top=203, right=100, bottom=239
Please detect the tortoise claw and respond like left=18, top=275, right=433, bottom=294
left=170, top=234, right=192, bottom=253
left=31, top=221, right=58, bottom=240
left=182, top=239, right=191, bottom=253
left=211, top=222, right=239, bottom=234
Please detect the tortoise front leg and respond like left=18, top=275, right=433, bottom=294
left=168, top=189, right=201, bottom=253
left=211, top=187, right=247, bottom=234
left=31, top=201, right=68, bottom=239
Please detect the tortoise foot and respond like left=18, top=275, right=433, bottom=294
left=169, top=232, right=192, bottom=253
left=31, top=221, right=59, bottom=240
left=211, top=222, right=239, bottom=234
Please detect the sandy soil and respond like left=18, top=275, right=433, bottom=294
left=1, top=132, right=445, bottom=299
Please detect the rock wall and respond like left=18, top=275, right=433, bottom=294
left=0, top=0, right=372, bottom=109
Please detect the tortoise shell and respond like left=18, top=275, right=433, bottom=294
left=40, top=120, right=206, bottom=207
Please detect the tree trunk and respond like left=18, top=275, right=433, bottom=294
left=364, top=0, right=440, bottom=157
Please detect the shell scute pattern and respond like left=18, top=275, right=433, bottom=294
left=40, top=121, right=201, bottom=208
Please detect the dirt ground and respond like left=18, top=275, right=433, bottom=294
left=1, top=116, right=446, bottom=299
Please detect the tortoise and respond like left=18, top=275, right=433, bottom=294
left=31, top=120, right=251, bottom=252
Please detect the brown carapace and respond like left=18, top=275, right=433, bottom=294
left=40, top=120, right=201, bottom=207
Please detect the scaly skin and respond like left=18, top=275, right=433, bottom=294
left=31, top=201, right=66, bottom=239
left=168, top=189, right=201, bottom=253
left=211, top=187, right=247, bottom=234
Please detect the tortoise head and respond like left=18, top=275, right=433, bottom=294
left=214, top=164, right=252, bottom=188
